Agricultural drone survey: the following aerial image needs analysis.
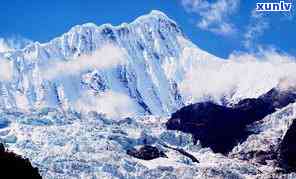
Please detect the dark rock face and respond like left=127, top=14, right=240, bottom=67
left=166, top=102, right=251, bottom=154
left=161, top=144, right=199, bottom=163
left=279, top=119, right=296, bottom=171
left=166, top=88, right=296, bottom=154
left=259, top=88, right=296, bottom=110
left=127, top=145, right=167, bottom=160
left=232, top=150, right=277, bottom=165
left=0, top=143, right=42, bottom=179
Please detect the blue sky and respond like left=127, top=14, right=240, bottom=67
left=0, top=0, right=295, bottom=58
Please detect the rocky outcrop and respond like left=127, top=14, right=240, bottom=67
left=0, top=143, right=42, bottom=179
left=231, top=150, right=278, bottom=165
left=127, top=145, right=167, bottom=160
left=279, top=119, right=296, bottom=171
left=161, top=143, right=199, bottom=163
left=166, top=88, right=296, bottom=154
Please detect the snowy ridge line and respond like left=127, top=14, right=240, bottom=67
left=0, top=10, right=192, bottom=115
left=1, top=10, right=180, bottom=55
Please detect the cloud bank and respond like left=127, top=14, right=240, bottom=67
left=180, top=49, right=296, bottom=104
left=43, top=44, right=126, bottom=80
left=75, top=91, right=141, bottom=118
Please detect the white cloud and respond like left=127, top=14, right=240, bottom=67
left=75, top=91, right=141, bottom=118
left=180, top=49, right=296, bottom=104
left=0, top=59, right=13, bottom=81
left=181, top=0, right=240, bottom=35
left=277, top=77, right=296, bottom=91
left=43, top=44, right=126, bottom=80
left=243, top=10, right=270, bottom=49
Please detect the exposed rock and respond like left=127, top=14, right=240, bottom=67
left=0, top=143, right=42, bottom=179
left=260, top=88, right=296, bottom=110
left=166, top=101, right=250, bottom=154
left=161, top=144, right=199, bottom=163
left=232, top=150, right=277, bottom=165
left=166, top=88, right=296, bottom=154
left=279, top=119, right=296, bottom=171
left=127, top=145, right=167, bottom=160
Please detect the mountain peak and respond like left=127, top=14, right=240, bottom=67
left=149, top=10, right=167, bottom=16
left=132, top=10, right=178, bottom=27
left=2, top=10, right=181, bottom=56
left=70, top=10, right=178, bottom=32
left=146, top=10, right=173, bottom=21
left=0, top=10, right=193, bottom=115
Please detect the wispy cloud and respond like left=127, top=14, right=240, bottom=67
left=181, top=0, right=240, bottom=35
left=43, top=44, right=126, bottom=80
left=243, top=10, right=270, bottom=49
left=243, top=0, right=295, bottom=50
left=75, top=90, right=141, bottom=118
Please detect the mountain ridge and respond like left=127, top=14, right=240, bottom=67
left=0, top=10, right=295, bottom=118
left=0, top=10, right=211, bottom=116
left=1, top=10, right=183, bottom=56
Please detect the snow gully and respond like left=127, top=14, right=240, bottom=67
left=256, top=1, right=292, bottom=12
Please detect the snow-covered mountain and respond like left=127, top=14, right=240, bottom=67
left=2, top=10, right=295, bottom=118
left=0, top=10, right=195, bottom=117
left=1, top=10, right=296, bottom=178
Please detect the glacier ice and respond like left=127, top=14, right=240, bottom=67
left=2, top=106, right=296, bottom=178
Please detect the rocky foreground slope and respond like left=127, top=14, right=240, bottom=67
left=0, top=143, right=41, bottom=178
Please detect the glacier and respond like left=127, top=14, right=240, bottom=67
left=0, top=10, right=296, bottom=178
left=2, top=103, right=296, bottom=178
